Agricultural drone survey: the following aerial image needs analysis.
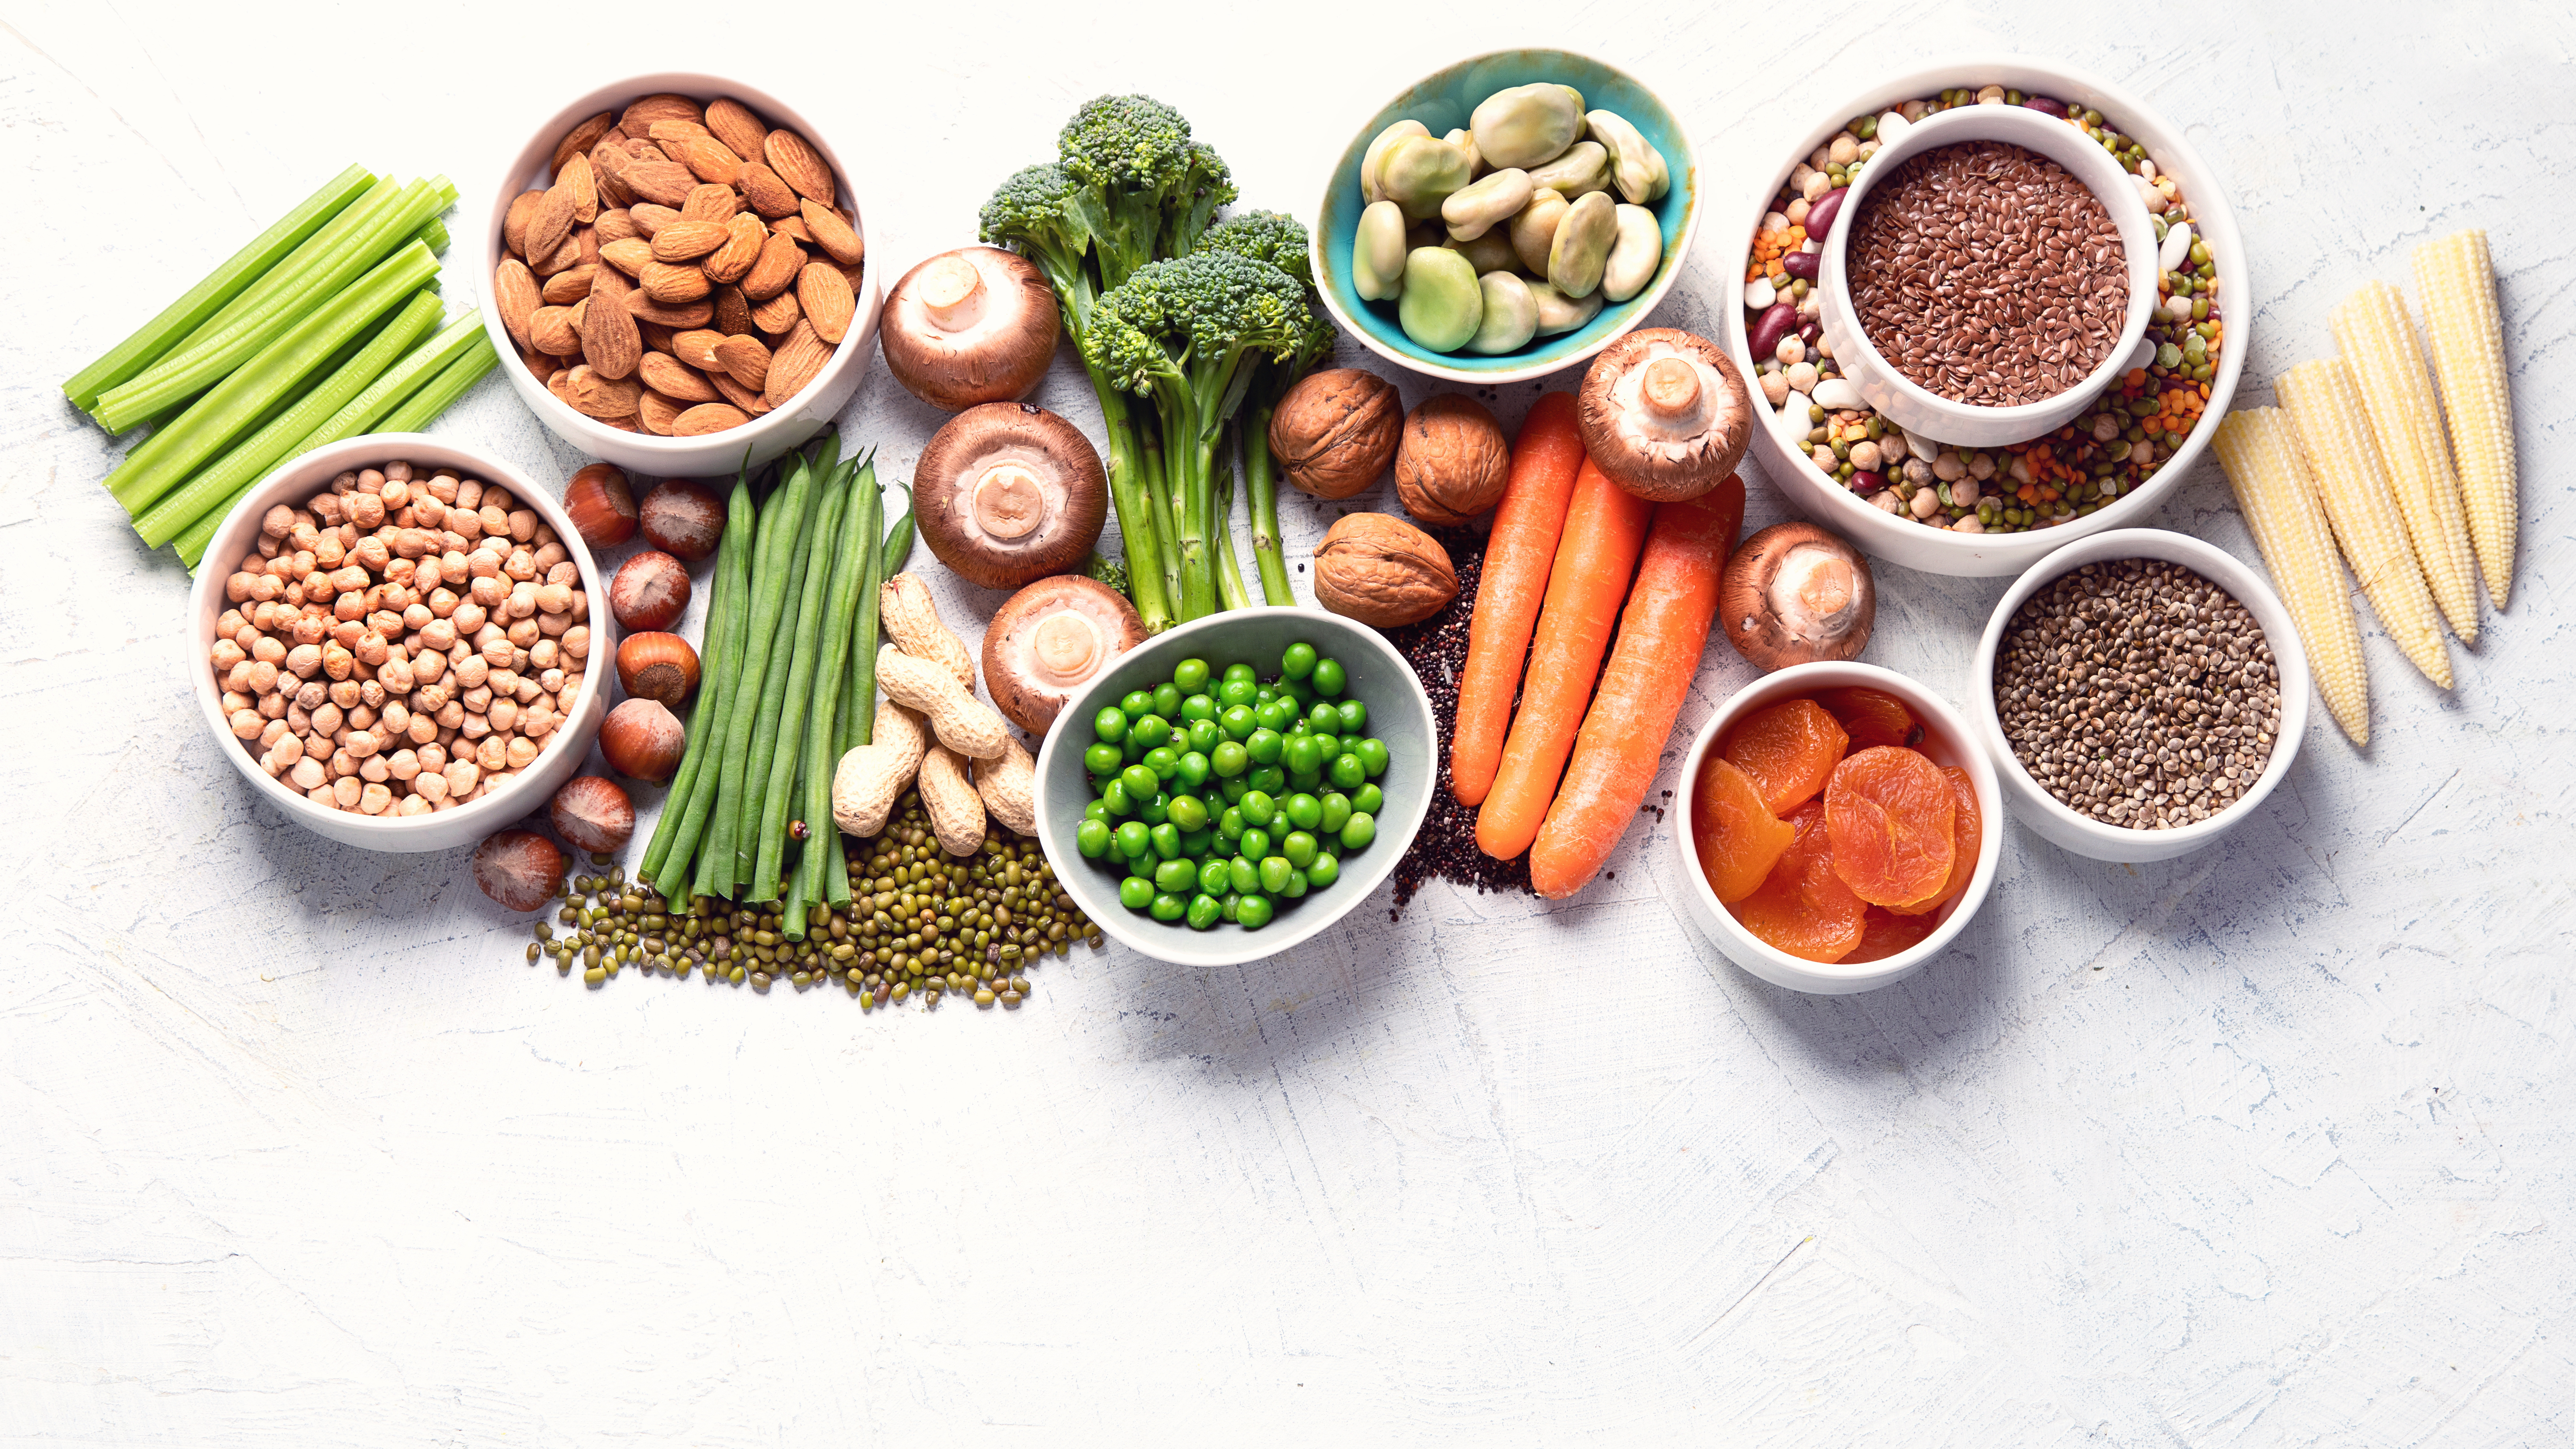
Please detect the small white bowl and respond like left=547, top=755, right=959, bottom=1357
left=1968, top=528, right=2309, bottom=863
left=1665, top=661, right=2003, bottom=995
left=188, top=435, right=611, bottom=854
left=1817, top=102, right=2156, bottom=448
left=477, top=73, right=880, bottom=477
left=1723, top=55, right=2249, bottom=577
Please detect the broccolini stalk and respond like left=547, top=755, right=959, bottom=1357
left=1201, top=210, right=1334, bottom=607
left=1209, top=426, right=1254, bottom=612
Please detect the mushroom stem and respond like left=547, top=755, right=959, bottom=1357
left=972, top=462, right=1047, bottom=540
left=1642, top=357, right=1702, bottom=419
left=920, top=254, right=987, bottom=333
left=1031, top=612, right=1101, bottom=685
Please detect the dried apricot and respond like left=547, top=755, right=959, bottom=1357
left=1890, top=767, right=1983, bottom=918
left=1723, top=698, right=1848, bottom=814
left=1817, top=686, right=1920, bottom=751
left=1824, top=746, right=1954, bottom=908
left=1843, top=908, right=1938, bottom=963
left=1693, top=756, right=1795, bottom=903
left=1728, top=801, right=1867, bottom=962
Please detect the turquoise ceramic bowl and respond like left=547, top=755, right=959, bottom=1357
left=1030, top=608, right=1435, bottom=967
left=1312, top=48, right=1702, bottom=384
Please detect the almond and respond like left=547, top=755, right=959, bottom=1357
left=493, top=259, right=540, bottom=352
left=562, top=152, right=598, bottom=224
left=639, top=352, right=720, bottom=402
left=552, top=111, right=616, bottom=178
left=595, top=209, right=639, bottom=244
left=671, top=402, right=750, bottom=437
left=518, top=347, right=552, bottom=381
left=622, top=161, right=698, bottom=209
left=650, top=219, right=729, bottom=262
left=566, top=365, right=643, bottom=420
left=598, top=412, right=646, bottom=433
left=799, top=200, right=865, bottom=266
left=600, top=237, right=654, bottom=276
left=749, top=287, right=802, bottom=337
left=765, top=319, right=832, bottom=407
left=540, top=263, right=598, bottom=305
left=671, top=329, right=726, bottom=371
left=581, top=274, right=643, bottom=380
left=708, top=370, right=773, bottom=416
left=638, top=320, right=677, bottom=355
left=524, top=184, right=577, bottom=263
left=546, top=367, right=576, bottom=407
left=704, top=98, right=768, bottom=166
left=576, top=223, right=600, bottom=266
left=530, top=305, right=580, bottom=357
left=503, top=190, right=545, bottom=256
left=771, top=215, right=814, bottom=244
left=703, top=213, right=767, bottom=284
left=531, top=235, right=583, bottom=278
left=637, top=390, right=685, bottom=435
left=639, top=260, right=712, bottom=305
left=621, top=138, right=665, bottom=162
left=838, top=259, right=867, bottom=294
left=741, top=233, right=805, bottom=301
left=620, top=93, right=703, bottom=135
left=677, top=136, right=744, bottom=187
left=736, top=163, right=799, bottom=220
left=624, top=293, right=715, bottom=328
left=680, top=184, right=738, bottom=223
left=712, top=285, right=756, bottom=338
left=712, top=334, right=772, bottom=390
left=627, top=204, right=679, bottom=238
left=588, top=142, right=636, bottom=209
left=569, top=296, right=589, bottom=330
left=763, top=128, right=835, bottom=206
left=646, top=118, right=714, bottom=147
left=797, top=262, right=855, bottom=344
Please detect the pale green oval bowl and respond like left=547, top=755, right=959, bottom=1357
left=1031, top=607, right=1436, bottom=967
left=1311, top=47, right=1702, bottom=384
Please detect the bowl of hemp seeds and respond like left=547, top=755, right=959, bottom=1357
left=1726, top=57, right=2247, bottom=578
left=1970, top=528, right=2310, bottom=864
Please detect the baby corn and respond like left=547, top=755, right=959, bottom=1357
left=2215, top=408, right=2371, bottom=745
left=2410, top=229, right=2517, bottom=609
left=2275, top=359, right=2453, bottom=690
left=2331, top=280, right=2481, bottom=642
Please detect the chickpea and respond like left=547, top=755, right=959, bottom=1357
left=562, top=625, right=590, bottom=661
left=536, top=611, right=570, bottom=639
left=211, top=638, right=248, bottom=670
left=476, top=735, right=509, bottom=773
left=290, top=757, right=328, bottom=791
left=330, top=776, right=362, bottom=810
left=407, top=712, right=439, bottom=745
left=452, top=602, right=488, bottom=635
left=396, top=795, right=432, bottom=818
left=505, top=736, right=541, bottom=770
left=532, top=543, right=567, bottom=573
left=247, top=661, right=281, bottom=694
left=359, top=755, right=390, bottom=784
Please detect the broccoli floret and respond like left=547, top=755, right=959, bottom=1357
left=1201, top=209, right=1312, bottom=288
left=1057, top=95, right=1229, bottom=290
left=1084, top=550, right=1130, bottom=595
left=978, top=162, right=1103, bottom=338
left=1162, top=141, right=1238, bottom=262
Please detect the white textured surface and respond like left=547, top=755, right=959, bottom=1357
left=5, top=2, right=2572, bottom=1442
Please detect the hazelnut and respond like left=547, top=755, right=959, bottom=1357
left=1268, top=368, right=1402, bottom=500
left=1393, top=394, right=1510, bottom=527
left=1312, top=513, right=1458, bottom=628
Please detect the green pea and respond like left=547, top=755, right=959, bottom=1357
left=1236, top=894, right=1274, bottom=929
left=1178, top=827, right=1211, bottom=858
left=1166, top=793, right=1209, bottom=833
left=1237, top=828, right=1272, bottom=862
left=1112, top=820, right=1148, bottom=857
left=1246, top=727, right=1283, bottom=765
left=1149, top=682, right=1180, bottom=717
left=1284, top=733, right=1324, bottom=774
left=1340, top=812, right=1376, bottom=850
left=1247, top=765, right=1287, bottom=795
left=1129, top=715, right=1170, bottom=751
left=1319, top=792, right=1352, bottom=834
left=1335, top=699, right=1367, bottom=733
left=1254, top=699, right=1295, bottom=732
left=1282, top=792, right=1323, bottom=830
left=1198, top=858, right=1232, bottom=895
left=1217, top=806, right=1245, bottom=842
left=1176, top=751, right=1212, bottom=789
left=1084, top=798, right=1112, bottom=823
left=1286, top=767, right=1324, bottom=796
left=1121, top=763, right=1159, bottom=800
left=1094, top=707, right=1129, bottom=744
left=1076, top=819, right=1111, bottom=858
left=1278, top=678, right=1313, bottom=710
left=1153, top=857, right=1196, bottom=892
left=1259, top=856, right=1293, bottom=893
left=1306, top=853, right=1341, bottom=889
left=1329, top=753, right=1366, bottom=790
left=1136, top=791, right=1169, bottom=825
left=1117, top=877, right=1154, bottom=911
left=1179, top=693, right=1215, bottom=723
left=1102, top=779, right=1134, bottom=816
left=1217, top=678, right=1258, bottom=710
left=1219, top=855, right=1256, bottom=895
left=1219, top=891, right=1242, bottom=922
left=1186, top=718, right=1221, bottom=754
left=1254, top=684, right=1274, bottom=704
left=1312, top=658, right=1345, bottom=696
left=1281, top=641, right=1317, bottom=679
left=1311, top=733, right=1339, bottom=760
left=1121, top=690, right=1154, bottom=720
left=1218, top=776, right=1249, bottom=805
left=1282, top=831, right=1318, bottom=870
left=1186, top=893, right=1223, bottom=930
left=1223, top=661, right=1256, bottom=685
left=1219, top=704, right=1256, bottom=740
left=1212, top=740, right=1249, bottom=778
left=1239, top=790, right=1277, bottom=827
left=1172, top=658, right=1210, bottom=692
left=1280, top=868, right=1308, bottom=899
left=1084, top=742, right=1121, bottom=776
left=1307, top=701, right=1340, bottom=733
left=1149, top=892, right=1187, bottom=922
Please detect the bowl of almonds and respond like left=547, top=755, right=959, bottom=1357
left=479, top=74, right=877, bottom=475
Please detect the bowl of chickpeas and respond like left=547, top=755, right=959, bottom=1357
left=188, top=434, right=611, bottom=853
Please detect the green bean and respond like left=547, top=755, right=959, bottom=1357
left=643, top=473, right=755, bottom=892
left=754, top=457, right=854, bottom=903
left=844, top=480, right=906, bottom=756
left=808, top=462, right=880, bottom=911
left=704, top=446, right=819, bottom=900
left=879, top=482, right=915, bottom=578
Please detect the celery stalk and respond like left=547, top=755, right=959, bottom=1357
left=95, top=177, right=447, bottom=431
left=104, top=241, right=440, bottom=513
left=296, top=313, right=486, bottom=449
left=132, top=290, right=445, bottom=548
left=62, top=164, right=373, bottom=413
left=377, top=334, right=498, bottom=433
left=412, top=217, right=450, bottom=256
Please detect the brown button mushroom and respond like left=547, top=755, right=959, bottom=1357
left=1577, top=327, right=1753, bottom=501
left=913, top=402, right=1108, bottom=591
left=981, top=575, right=1149, bottom=735
left=880, top=246, right=1060, bottom=412
left=1719, top=522, right=1876, bottom=671
left=1268, top=368, right=1403, bottom=500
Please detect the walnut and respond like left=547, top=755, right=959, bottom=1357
left=1268, top=368, right=1402, bottom=499
left=1312, top=513, right=1457, bottom=628
left=1394, top=394, right=1510, bottom=527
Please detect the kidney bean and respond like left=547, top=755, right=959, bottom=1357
left=2020, top=95, right=2069, bottom=118
left=1748, top=300, right=1799, bottom=360
left=1847, top=469, right=1884, bottom=495
left=1780, top=249, right=1821, bottom=282
left=1804, top=186, right=1849, bottom=239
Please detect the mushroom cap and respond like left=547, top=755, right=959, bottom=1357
left=914, top=402, right=1109, bottom=591
left=881, top=247, right=1060, bottom=412
left=1577, top=328, right=1753, bottom=501
left=1718, top=522, right=1876, bottom=671
left=981, top=575, right=1148, bottom=735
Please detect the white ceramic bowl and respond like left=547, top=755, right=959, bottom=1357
left=478, top=72, right=880, bottom=477
left=1724, top=55, right=2248, bottom=576
left=1816, top=102, right=2156, bottom=447
left=1031, top=608, right=1436, bottom=968
left=188, top=435, right=611, bottom=854
left=1968, top=528, right=2308, bottom=863
left=1666, top=661, right=2003, bottom=995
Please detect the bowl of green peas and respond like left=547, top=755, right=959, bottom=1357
left=1031, top=607, right=1436, bottom=966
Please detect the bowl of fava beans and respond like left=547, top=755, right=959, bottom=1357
left=1031, top=608, right=1435, bottom=967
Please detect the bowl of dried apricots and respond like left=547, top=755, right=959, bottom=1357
left=1671, top=661, right=2002, bottom=994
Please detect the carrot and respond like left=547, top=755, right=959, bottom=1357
left=1474, top=455, right=1656, bottom=860
left=1528, top=477, right=1746, bottom=898
left=1451, top=392, right=1588, bottom=807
